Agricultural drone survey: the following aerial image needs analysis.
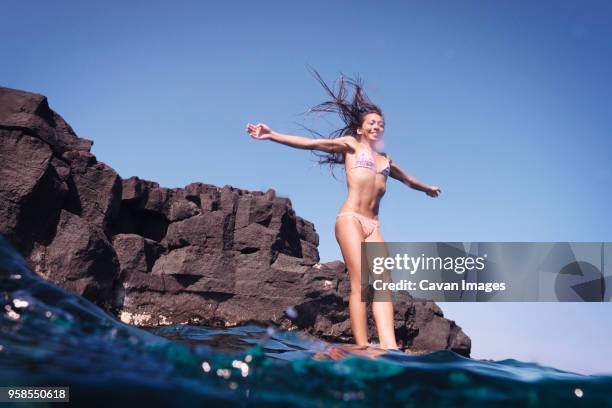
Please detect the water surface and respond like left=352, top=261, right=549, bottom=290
left=1, top=237, right=610, bottom=407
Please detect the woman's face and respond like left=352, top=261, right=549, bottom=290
left=357, top=112, right=385, bottom=148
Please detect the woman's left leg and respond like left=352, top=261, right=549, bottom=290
left=365, top=229, right=398, bottom=350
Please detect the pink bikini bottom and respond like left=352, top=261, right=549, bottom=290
left=336, top=211, right=380, bottom=239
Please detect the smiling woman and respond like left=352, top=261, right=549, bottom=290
left=246, top=68, right=441, bottom=351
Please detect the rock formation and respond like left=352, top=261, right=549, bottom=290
left=0, top=86, right=471, bottom=356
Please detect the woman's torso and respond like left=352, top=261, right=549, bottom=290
left=340, top=142, right=390, bottom=219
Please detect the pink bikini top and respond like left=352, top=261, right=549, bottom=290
left=350, top=143, right=391, bottom=176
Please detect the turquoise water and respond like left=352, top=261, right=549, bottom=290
left=1, top=237, right=611, bottom=407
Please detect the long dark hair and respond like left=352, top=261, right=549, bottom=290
left=301, top=66, right=383, bottom=169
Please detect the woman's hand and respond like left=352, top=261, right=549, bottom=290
left=425, top=186, right=442, bottom=197
left=246, top=123, right=274, bottom=140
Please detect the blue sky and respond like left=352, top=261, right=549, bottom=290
left=2, top=1, right=611, bottom=374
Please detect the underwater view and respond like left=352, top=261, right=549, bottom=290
left=1, top=236, right=611, bottom=407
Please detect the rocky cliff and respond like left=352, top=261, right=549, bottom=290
left=0, top=86, right=471, bottom=356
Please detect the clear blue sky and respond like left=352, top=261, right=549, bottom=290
left=2, top=1, right=611, bottom=374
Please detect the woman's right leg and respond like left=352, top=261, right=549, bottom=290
left=365, top=228, right=398, bottom=350
left=335, top=216, right=368, bottom=346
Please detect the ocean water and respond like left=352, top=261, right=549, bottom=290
left=1, top=236, right=611, bottom=407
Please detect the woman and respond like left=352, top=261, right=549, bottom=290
left=245, top=70, right=441, bottom=350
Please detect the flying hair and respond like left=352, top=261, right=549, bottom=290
left=299, top=65, right=383, bottom=174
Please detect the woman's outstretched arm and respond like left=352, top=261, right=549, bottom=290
left=246, top=123, right=354, bottom=153
left=388, top=158, right=442, bottom=197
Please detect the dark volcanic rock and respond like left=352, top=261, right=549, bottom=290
left=0, top=130, right=66, bottom=252
left=0, top=86, right=471, bottom=356
left=62, top=150, right=122, bottom=232
left=0, top=87, right=92, bottom=154
left=28, top=210, right=120, bottom=311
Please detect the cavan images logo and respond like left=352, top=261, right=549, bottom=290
left=554, top=244, right=606, bottom=302
left=363, top=242, right=611, bottom=302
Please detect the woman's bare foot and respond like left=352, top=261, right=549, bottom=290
left=312, top=343, right=390, bottom=360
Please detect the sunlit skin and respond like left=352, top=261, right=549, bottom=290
left=246, top=113, right=441, bottom=351
left=312, top=343, right=389, bottom=361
